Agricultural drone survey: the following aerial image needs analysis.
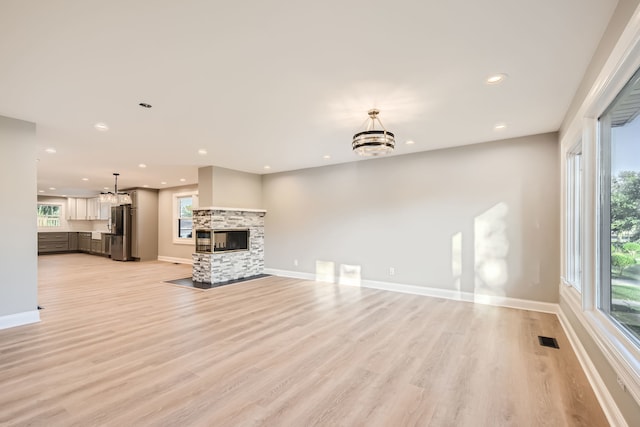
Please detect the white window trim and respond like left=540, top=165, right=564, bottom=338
left=564, top=142, right=583, bottom=292
left=172, top=191, right=198, bottom=245
left=560, top=5, right=640, bottom=407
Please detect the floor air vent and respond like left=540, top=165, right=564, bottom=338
left=538, top=336, right=559, bottom=349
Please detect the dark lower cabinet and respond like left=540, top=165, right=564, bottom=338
left=38, top=232, right=69, bottom=253
left=68, top=232, right=78, bottom=251
left=78, top=233, right=91, bottom=253
left=39, top=232, right=111, bottom=257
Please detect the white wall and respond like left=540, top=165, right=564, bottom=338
left=0, top=115, right=39, bottom=328
left=263, top=133, right=559, bottom=303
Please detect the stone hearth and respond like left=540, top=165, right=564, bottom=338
left=192, top=207, right=265, bottom=285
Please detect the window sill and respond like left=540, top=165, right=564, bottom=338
left=561, top=285, right=640, bottom=405
left=172, top=239, right=194, bottom=246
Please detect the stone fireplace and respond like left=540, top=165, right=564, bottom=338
left=192, top=207, right=266, bottom=285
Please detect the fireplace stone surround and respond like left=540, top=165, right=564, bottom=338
left=192, top=207, right=266, bottom=285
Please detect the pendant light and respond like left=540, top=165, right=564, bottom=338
left=99, top=173, right=132, bottom=205
left=352, top=109, right=395, bottom=156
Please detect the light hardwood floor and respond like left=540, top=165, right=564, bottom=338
left=0, top=254, right=608, bottom=426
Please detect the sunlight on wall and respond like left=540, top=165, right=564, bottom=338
left=339, top=264, right=362, bottom=286
left=474, top=202, right=509, bottom=296
left=315, top=260, right=336, bottom=283
left=451, top=232, right=462, bottom=291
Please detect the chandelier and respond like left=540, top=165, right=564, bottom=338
left=352, top=109, right=395, bottom=156
left=99, top=173, right=132, bottom=205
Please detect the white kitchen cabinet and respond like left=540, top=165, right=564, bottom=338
left=67, top=197, right=88, bottom=220
left=67, top=198, right=77, bottom=220
left=87, top=198, right=99, bottom=220
left=77, top=198, right=87, bottom=220
left=99, top=202, right=111, bottom=220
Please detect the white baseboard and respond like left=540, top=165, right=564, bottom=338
left=264, top=268, right=315, bottom=281
left=0, top=310, right=40, bottom=330
left=264, top=268, right=559, bottom=314
left=556, top=308, right=627, bottom=427
left=157, top=256, right=193, bottom=265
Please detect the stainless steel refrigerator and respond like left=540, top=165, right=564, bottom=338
left=110, top=204, right=133, bottom=261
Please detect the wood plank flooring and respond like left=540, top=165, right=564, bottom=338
left=0, top=254, right=608, bottom=426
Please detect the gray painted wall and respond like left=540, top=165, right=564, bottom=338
left=263, top=133, right=559, bottom=303
left=157, top=184, right=198, bottom=261
left=559, top=1, right=640, bottom=422
left=561, top=0, right=640, bottom=137
left=560, top=299, right=640, bottom=424
left=198, top=166, right=263, bottom=209
left=211, top=166, right=262, bottom=208
left=0, top=116, right=38, bottom=318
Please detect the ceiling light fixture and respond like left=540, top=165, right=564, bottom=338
left=138, top=163, right=147, bottom=168
left=99, top=173, right=132, bottom=205
left=405, top=140, right=416, bottom=145
left=45, top=147, right=57, bottom=154
left=179, top=178, right=186, bottom=182
left=263, top=165, right=271, bottom=170
left=352, top=109, right=395, bottom=157
left=82, top=177, right=89, bottom=181
left=198, top=149, right=208, bottom=155
left=323, top=155, right=331, bottom=159
left=94, top=122, right=109, bottom=132
left=494, top=123, right=507, bottom=130
left=486, top=73, right=507, bottom=84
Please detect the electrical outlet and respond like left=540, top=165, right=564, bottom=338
left=617, top=376, right=626, bottom=392
left=293, top=259, right=299, bottom=267
left=389, top=267, right=395, bottom=276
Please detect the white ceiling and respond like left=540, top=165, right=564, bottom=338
left=0, top=0, right=618, bottom=197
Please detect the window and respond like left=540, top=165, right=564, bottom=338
left=566, top=144, right=583, bottom=292
left=598, top=67, right=640, bottom=345
left=173, top=191, right=198, bottom=243
left=37, top=204, right=61, bottom=227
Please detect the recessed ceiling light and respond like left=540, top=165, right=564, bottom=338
left=61, top=194, right=67, bottom=197
left=494, top=123, right=507, bottom=130
left=45, top=147, right=56, bottom=154
left=405, top=140, right=416, bottom=145
left=103, top=187, right=109, bottom=190
left=94, top=122, right=109, bottom=132
left=38, top=190, right=45, bottom=193
left=486, top=73, right=507, bottom=84
left=142, top=184, right=149, bottom=188
left=264, top=165, right=271, bottom=170
left=139, top=102, right=152, bottom=108
left=323, top=155, right=331, bottom=159
left=138, top=163, right=147, bottom=168
left=198, top=149, right=208, bottom=155
left=81, top=177, right=89, bottom=181
left=160, top=181, right=167, bottom=185
left=179, top=178, right=186, bottom=182
left=49, top=187, right=56, bottom=190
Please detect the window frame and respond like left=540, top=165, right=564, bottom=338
left=565, top=142, right=583, bottom=292
left=172, top=191, right=198, bottom=245
left=597, top=79, right=640, bottom=347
